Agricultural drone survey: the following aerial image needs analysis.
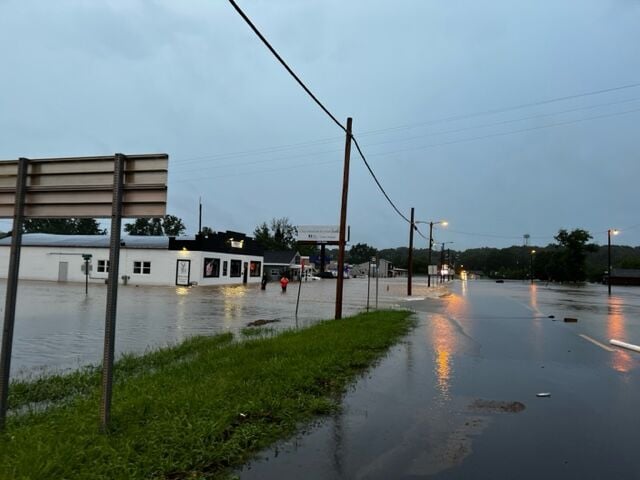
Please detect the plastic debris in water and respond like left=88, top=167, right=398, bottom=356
left=536, top=393, right=551, bottom=398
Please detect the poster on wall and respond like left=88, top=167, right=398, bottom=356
left=176, top=259, right=191, bottom=286
left=203, top=258, right=220, bottom=278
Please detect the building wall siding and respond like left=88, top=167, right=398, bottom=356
left=0, top=246, right=263, bottom=287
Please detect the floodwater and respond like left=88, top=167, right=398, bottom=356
left=0, top=276, right=419, bottom=377
left=239, top=279, right=640, bottom=479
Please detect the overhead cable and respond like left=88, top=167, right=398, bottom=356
left=227, top=0, right=346, bottom=133
left=227, top=0, right=409, bottom=224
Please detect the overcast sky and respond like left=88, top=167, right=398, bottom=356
left=1, top=0, right=639, bottom=250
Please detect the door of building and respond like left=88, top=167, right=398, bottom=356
left=58, top=261, right=69, bottom=282
left=243, top=262, right=248, bottom=284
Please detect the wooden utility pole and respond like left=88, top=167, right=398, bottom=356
left=408, top=207, right=414, bottom=296
left=335, top=117, right=352, bottom=320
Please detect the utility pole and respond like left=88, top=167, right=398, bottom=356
left=198, top=197, right=202, bottom=235
left=440, top=242, right=445, bottom=283
left=607, top=229, right=619, bottom=295
left=375, top=256, right=379, bottom=309
left=427, top=222, right=434, bottom=287
left=408, top=207, right=414, bottom=296
left=335, top=117, right=352, bottom=320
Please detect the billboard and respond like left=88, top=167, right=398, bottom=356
left=0, top=154, right=168, bottom=218
left=296, top=225, right=340, bottom=244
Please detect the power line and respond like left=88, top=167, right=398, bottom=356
left=170, top=102, right=640, bottom=183
left=363, top=106, right=640, bottom=160
left=227, top=0, right=345, bottom=133
left=172, top=158, right=340, bottom=183
left=357, top=82, right=640, bottom=137
left=171, top=96, right=639, bottom=172
left=446, top=228, right=555, bottom=240
left=351, top=137, right=411, bottom=223
left=227, top=0, right=409, bottom=224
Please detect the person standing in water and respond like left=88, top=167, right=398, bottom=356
left=280, top=275, right=289, bottom=292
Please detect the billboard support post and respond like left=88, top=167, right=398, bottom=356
left=99, top=153, right=125, bottom=432
left=0, top=158, right=28, bottom=430
left=0, top=153, right=168, bottom=433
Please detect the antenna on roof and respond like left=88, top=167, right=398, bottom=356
left=198, top=197, right=202, bottom=235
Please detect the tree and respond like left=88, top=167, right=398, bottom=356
left=348, top=243, right=378, bottom=264
left=163, top=215, right=186, bottom=236
left=253, top=222, right=272, bottom=248
left=124, top=215, right=186, bottom=236
left=252, top=217, right=297, bottom=250
left=551, top=229, right=597, bottom=282
left=23, top=218, right=106, bottom=235
left=201, top=226, right=215, bottom=235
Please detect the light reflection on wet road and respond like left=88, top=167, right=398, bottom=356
left=239, top=279, right=640, bottom=479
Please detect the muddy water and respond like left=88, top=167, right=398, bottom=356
left=0, top=276, right=424, bottom=377
left=238, top=280, right=640, bottom=479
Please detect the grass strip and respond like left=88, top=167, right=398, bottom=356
left=0, top=310, right=413, bottom=479
left=8, top=332, right=234, bottom=410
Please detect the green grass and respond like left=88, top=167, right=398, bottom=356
left=0, top=310, right=413, bottom=479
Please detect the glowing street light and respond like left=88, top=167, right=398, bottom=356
left=608, top=229, right=620, bottom=295
left=530, top=249, right=536, bottom=284
left=415, top=220, right=448, bottom=287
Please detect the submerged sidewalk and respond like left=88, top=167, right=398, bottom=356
left=238, top=280, right=640, bottom=479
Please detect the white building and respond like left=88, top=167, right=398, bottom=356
left=0, top=232, right=264, bottom=287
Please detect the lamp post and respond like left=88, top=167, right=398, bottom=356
left=608, top=229, right=619, bottom=295
left=415, top=220, right=448, bottom=287
left=408, top=207, right=415, bottom=296
left=439, top=241, right=454, bottom=283
left=530, top=249, right=536, bottom=284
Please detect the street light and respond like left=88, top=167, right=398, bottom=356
left=415, top=220, right=448, bottom=287
left=608, top=229, right=619, bottom=296
left=439, top=241, right=454, bottom=283
left=530, top=249, right=536, bottom=284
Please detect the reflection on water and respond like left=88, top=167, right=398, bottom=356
left=607, top=295, right=633, bottom=373
left=1, top=277, right=407, bottom=377
left=529, top=283, right=538, bottom=312
left=430, top=313, right=457, bottom=403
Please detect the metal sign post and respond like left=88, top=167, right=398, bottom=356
left=0, top=158, right=28, bottom=431
left=82, top=254, right=92, bottom=295
left=99, top=154, right=125, bottom=431
left=0, top=153, right=168, bottom=432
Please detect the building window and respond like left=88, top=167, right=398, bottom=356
left=203, top=258, right=220, bottom=278
left=230, top=260, right=242, bottom=278
left=271, top=269, right=280, bottom=276
left=223, top=261, right=228, bottom=276
left=133, top=261, right=151, bottom=275
left=250, top=261, right=261, bottom=277
left=97, top=260, right=109, bottom=273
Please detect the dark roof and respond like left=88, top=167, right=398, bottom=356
left=169, top=231, right=263, bottom=256
left=264, top=250, right=298, bottom=264
left=0, top=233, right=174, bottom=249
left=611, top=268, right=640, bottom=278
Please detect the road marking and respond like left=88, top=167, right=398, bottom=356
left=579, top=334, right=615, bottom=352
left=610, top=339, right=640, bottom=353
left=404, top=297, right=425, bottom=301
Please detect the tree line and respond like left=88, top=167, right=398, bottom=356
left=340, top=229, right=640, bottom=283
left=15, top=218, right=640, bottom=283
left=19, top=216, right=187, bottom=236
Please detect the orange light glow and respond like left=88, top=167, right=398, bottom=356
left=607, top=295, right=633, bottom=373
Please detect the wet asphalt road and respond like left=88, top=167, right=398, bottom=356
left=239, top=279, right=640, bottom=479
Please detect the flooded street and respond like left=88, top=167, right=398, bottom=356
left=239, top=279, right=640, bottom=479
left=1, top=276, right=414, bottom=377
